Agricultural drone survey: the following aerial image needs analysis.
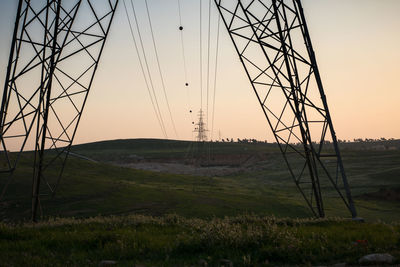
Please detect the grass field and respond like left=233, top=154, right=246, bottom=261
left=0, top=138, right=399, bottom=222
left=1, top=215, right=400, bottom=266
left=0, top=139, right=400, bottom=265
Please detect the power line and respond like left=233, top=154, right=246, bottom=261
left=208, top=9, right=221, bottom=162
left=122, top=0, right=167, bottom=138
left=177, top=0, right=188, bottom=82
left=206, top=0, right=212, bottom=139
left=177, top=0, right=194, bottom=125
left=211, top=15, right=221, bottom=140
left=199, top=0, right=203, bottom=111
left=144, top=0, right=179, bottom=138
left=128, top=0, right=168, bottom=138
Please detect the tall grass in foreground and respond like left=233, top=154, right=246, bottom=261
left=1, top=214, right=399, bottom=266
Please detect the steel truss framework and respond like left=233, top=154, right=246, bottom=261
left=0, top=0, right=357, bottom=220
left=214, top=0, right=357, bottom=217
left=0, top=0, right=119, bottom=221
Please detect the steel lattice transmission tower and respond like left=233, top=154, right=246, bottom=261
left=0, top=0, right=357, bottom=220
left=194, top=109, right=208, bottom=142
left=0, top=0, right=119, bottom=221
left=214, top=0, right=357, bottom=218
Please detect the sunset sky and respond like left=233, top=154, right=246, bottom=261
left=0, top=0, right=399, bottom=147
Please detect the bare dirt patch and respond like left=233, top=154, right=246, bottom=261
left=116, top=153, right=271, bottom=176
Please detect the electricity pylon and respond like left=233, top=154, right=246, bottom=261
left=194, top=109, right=208, bottom=142
left=0, top=0, right=119, bottom=221
left=1, top=0, right=357, bottom=220
left=214, top=0, right=357, bottom=218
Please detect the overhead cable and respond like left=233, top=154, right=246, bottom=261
left=122, top=0, right=167, bottom=138
left=129, top=0, right=168, bottom=138
left=177, top=0, right=194, bottom=124
left=144, top=0, right=179, bottom=138
left=206, top=0, right=212, bottom=137
left=211, top=16, right=221, bottom=140
left=199, top=0, right=203, bottom=110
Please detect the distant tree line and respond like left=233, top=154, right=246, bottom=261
left=214, top=138, right=268, bottom=143
left=321, top=137, right=396, bottom=144
left=211, top=137, right=397, bottom=144
left=351, top=137, right=396, bottom=143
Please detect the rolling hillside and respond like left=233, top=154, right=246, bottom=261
left=0, top=138, right=399, bottom=222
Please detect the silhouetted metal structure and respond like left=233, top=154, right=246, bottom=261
left=0, top=0, right=118, bottom=221
left=1, top=0, right=357, bottom=220
left=194, top=109, right=208, bottom=142
left=214, top=0, right=357, bottom=218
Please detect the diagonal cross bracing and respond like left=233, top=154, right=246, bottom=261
left=214, top=0, right=357, bottom=218
left=1, top=0, right=356, bottom=220
left=0, top=0, right=119, bottom=221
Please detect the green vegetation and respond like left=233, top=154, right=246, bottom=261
left=70, top=138, right=280, bottom=161
left=1, top=139, right=400, bottom=222
left=1, top=139, right=400, bottom=265
left=0, top=154, right=310, bottom=221
left=1, top=214, right=399, bottom=266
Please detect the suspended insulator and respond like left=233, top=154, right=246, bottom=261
left=185, top=83, right=189, bottom=86
left=179, top=26, right=183, bottom=30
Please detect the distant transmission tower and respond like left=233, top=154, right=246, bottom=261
left=214, top=0, right=357, bottom=218
left=194, top=109, right=208, bottom=142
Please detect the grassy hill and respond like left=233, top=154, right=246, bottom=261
left=70, top=138, right=280, bottom=162
left=1, top=139, right=400, bottom=265
left=0, top=138, right=399, bottom=222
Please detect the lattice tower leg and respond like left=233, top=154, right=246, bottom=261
left=0, top=0, right=119, bottom=221
left=214, top=0, right=357, bottom=218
